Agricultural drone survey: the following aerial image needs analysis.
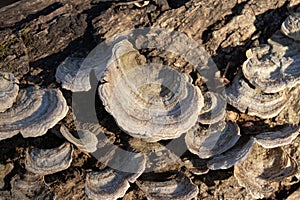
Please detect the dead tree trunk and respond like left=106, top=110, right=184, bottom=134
left=0, top=0, right=296, bottom=84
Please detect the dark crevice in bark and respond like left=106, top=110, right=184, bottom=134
left=167, top=0, right=190, bottom=9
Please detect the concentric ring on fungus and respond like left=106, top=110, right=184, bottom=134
left=98, top=39, right=204, bottom=141
left=25, top=142, right=73, bottom=176
left=136, top=171, right=199, bottom=200
left=0, top=86, right=68, bottom=141
left=234, top=143, right=298, bottom=199
left=225, top=71, right=287, bottom=119
left=185, top=121, right=240, bottom=159
left=242, top=44, right=300, bottom=94
left=198, top=91, right=226, bottom=124
left=281, top=12, right=300, bottom=41
left=0, top=72, right=19, bottom=112
left=85, top=153, right=146, bottom=200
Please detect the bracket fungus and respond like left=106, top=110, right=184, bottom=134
left=136, top=172, right=199, bottom=200
left=206, top=137, right=255, bottom=170
left=85, top=140, right=146, bottom=200
left=85, top=165, right=145, bottom=200
left=60, top=125, right=98, bottom=153
left=198, top=92, right=226, bottom=124
left=10, top=172, right=54, bottom=200
left=25, top=142, right=73, bottom=175
left=46, top=16, right=300, bottom=199
left=85, top=169, right=130, bottom=200
left=281, top=12, right=300, bottom=41
left=185, top=121, right=240, bottom=159
left=99, top=39, right=204, bottom=141
left=227, top=13, right=300, bottom=121
left=0, top=72, right=19, bottom=112
left=55, top=39, right=120, bottom=92
left=234, top=143, right=298, bottom=199
left=254, top=125, right=300, bottom=148
left=242, top=44, right=300, bottom=93
left=0, top=86, right=68, bottom=140
left=55, top=57, right=90, bottom=92
left=226, top=72, right=287, bottom=119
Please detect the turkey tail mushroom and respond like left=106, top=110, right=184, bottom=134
left=25, top=143, right=73, bottom=175
left=85, top=156, right=146, bottom=200
left=55, top=57, right=91, bottom=92
left=60, top=125, right=98, bottom=153
left=234, top=143, right=298, bottom=199
left=185, top=121, right=240, bottom=159
left=198, top=91, right=226, bottom=124
left=98, top=39, right=204, bottom=141
left=254, top=125, right=300, bottom=148
left=225, top=72, right=287, bottom=119
left=0, top=86, right=68, bottom=140
left=10, top=172, right=54, bottom=200
left=136, top=171, right=199, bottom=200
left=242, top=44, right=300, bottom=93
left=85, top=169, right=130, bottom=200
left=281, top=12, right=300, bottom=41
left=0, top=72, right=19, bottom=112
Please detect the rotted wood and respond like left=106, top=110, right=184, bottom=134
left=0, top=0, right=296, bottom=86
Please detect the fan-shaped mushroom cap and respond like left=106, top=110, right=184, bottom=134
left=55, top=57, right=91, bottom=92
left=255, top=125, right=300, bottom=148
left=0, top=87, right=68, bottom=140
left=281, top=12, right=300, bottom=41
left=234, top=143, right=298, bottom=199
left=0, top=72, right=19, bottom=112
left=69, top=122, right=117, bottom=168
left=242, top=44, right=300, bottom=93
left=60, top=125, right=98, bottom=153
left=185, top=121, right=240, bottom=159
left=85, top=169, right=129, bottom=200
left=10, top=172, right=54, bottom=200
left=85, top=165, right=145, bottom=200
left=137, top=172, right=199, bottom=200
left=99, top=39, right=204, bottom=141
left=207, top=137, right=255, bottom=170
left=226, top=72, right=287, bottom=118
left=55, top=39, right=122, bottom=92
left=198, top=92, right=226, bottom=124
left=25, top=143, right=73, bottom=175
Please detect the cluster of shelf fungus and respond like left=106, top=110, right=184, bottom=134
left=0, top=13, right=300, bottom=200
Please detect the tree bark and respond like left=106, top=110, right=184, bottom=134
left=0, top=0, right=296, bottom=83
